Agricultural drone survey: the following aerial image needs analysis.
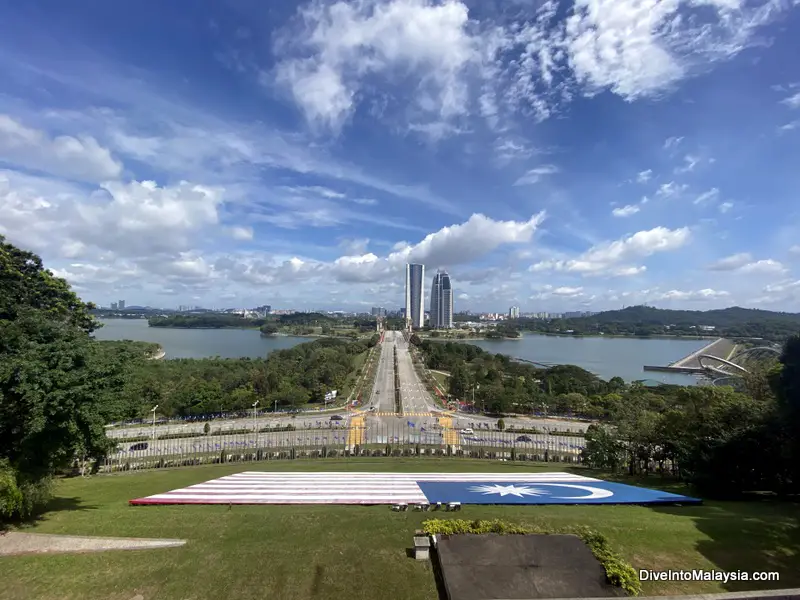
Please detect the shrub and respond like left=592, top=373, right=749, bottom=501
left=497, top=418, right=505, bottom=431
left=0, top=460, right=23, bottom=521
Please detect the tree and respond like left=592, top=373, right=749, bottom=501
left=260, top=323, right=279, bottom=335
left=0, top=235, right=97, bottom=333
left=409, top=333, right=422, bottom=346
left=582, top=424, right=624, bottom=472
left=448, top=362, right=470, bottom=401
left=0, top=238, right=134, bottom=521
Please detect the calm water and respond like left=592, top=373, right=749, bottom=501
left=463, top=335, right=706, bottom=383
left=94, top=319, right=705, bottom=383
left=92, top=318, right=309, bottom=359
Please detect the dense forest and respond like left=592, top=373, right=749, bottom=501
left=516, top=305, right=800, bottom=341
left=412, top=335, right=800, bottom=496
left=120, top=335, right=378, bottom=418
left=149, top=314, right=265, bottom=328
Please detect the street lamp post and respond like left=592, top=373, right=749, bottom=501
left=151, top=405, right=159, bottom=441
left=253, top=400, right=259, bottom=448
left=540, top=401, right=549, bottom=461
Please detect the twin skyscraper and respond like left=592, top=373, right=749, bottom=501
left=405, top=263, right=453, bottom=330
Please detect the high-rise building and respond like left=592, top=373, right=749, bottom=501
left=118, top=299, right=125, bottom=309
left=430, top=270, right=454, bottom=329
left=110, top=302, right=118, bottom=310
left=509, top=306, right=520, bottom=319
left=371, top=306, right=386, bottom=317
left=405, top=263, right=425, bottom=329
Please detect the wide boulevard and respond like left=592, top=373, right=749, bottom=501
left=107, top=329, right=587, bottom=461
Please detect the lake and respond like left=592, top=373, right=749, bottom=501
left=94, top=319, right=705, bottom=383
left=92, top=318, right=309, bottom=359
left=461, top=335, right=706, bottom=384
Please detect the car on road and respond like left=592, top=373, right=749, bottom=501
left=369, top=406, right=377, bottom=412
left=129, top=442, right=149, bottom=451
left=515, top=435, right=533, bottom=443
left=330, top=415, right=344, bottom=421
left=461, top=428, right=474, bottom=435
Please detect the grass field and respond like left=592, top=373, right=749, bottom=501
left=2, top=459, right=799, bottom=600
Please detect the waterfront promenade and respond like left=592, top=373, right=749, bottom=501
left=643, top=337, right=736, bottom=374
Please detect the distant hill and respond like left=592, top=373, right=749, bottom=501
left=589, top=306, right=800, bottom=327
left=517, top=306, right=800, bottom=342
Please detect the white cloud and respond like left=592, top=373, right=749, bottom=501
left=0, top=114, right=122, bottom=182
left=694, top=188, right=720, bottom=204
left=274, top=0, right=479, bottom=130
left=653, top=288, right=730, bottom=301
left=708, top=253, right=786, bottom=274
left=656, top=181, right=688, bottom=198
left=663, top=136, right=684, bottom=150
left=273, top=0, right=786, bottom=135
left=675, top=154, right=700, bottom=174
left=708, top=252, right=752, bottom=270
left=718, top=202, right=734, bottom=213
left=781, top=91, right=800, bottom=109
left=0, top=171, right=224, bottom=259
left=612, top=204, right=640, bottom=217
left=228, top=226, right=254, bottom=241
left=739, top=259, right=787, bottom=274
left=552, top=286, right=583, bottom=296
left=636, top=169, right=652, bottom=183
left=530, top=226, right=690, bottom=276
left=514, top=165, right=559, bottom=186
left=779, top=120, right=800, bottom=132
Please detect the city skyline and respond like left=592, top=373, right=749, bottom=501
left=1, top=2, right=799, bottom=313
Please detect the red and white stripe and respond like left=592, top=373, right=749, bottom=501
left=129, top=471, right=600, bottom=505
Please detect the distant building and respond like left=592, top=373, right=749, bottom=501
left=371, top=306, right=386, bottom=317
left=118, top=299, right=125, bottom=309
left=509, top=306, right=520, bottom=319
left=110, top=302, right=118, bottom=310
left=430, top=270, right=454, bottom=329
left=405, top=263, right=425, bottom=329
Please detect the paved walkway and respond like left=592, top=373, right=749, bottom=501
left=0, top=532, right=186, bottom=556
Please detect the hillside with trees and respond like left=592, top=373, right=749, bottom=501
left=518, top=305, right=800, bottom=341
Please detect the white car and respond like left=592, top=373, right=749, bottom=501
left=461, top=428, right=474, bottom=435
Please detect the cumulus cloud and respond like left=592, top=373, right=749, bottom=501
left=653, top=288, right=730, bottom=301
left=0, top=170, right=226, bottom=259
left=531, top=226, right=690, bottom=276
left=708, top=253, right=786, bottom=274
left=636, top=169, right=652, bottom=183
left=0, top=114, right=122, bottom=182
left=612, top=204, right=640, bottom=217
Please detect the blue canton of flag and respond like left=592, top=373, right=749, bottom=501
left=416, top=480, right=699, bottom=505
left=407, top=421, right=415, bottom=427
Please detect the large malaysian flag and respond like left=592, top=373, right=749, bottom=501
left=129, top=471, right=700, bottom=506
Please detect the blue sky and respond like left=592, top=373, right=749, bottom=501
left=1, top=0, right=799, bottom=312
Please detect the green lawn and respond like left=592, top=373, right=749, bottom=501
left=430, top=371, right=449, bottom=390
left=2, top=459, right=799, bottom=600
